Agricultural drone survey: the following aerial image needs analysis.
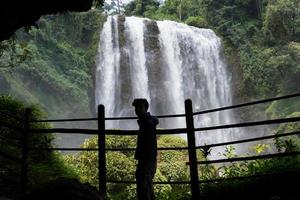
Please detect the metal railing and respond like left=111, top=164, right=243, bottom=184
left=0, top=92, right=300, bottom=199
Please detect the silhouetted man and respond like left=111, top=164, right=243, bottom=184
left=132, top=98, right=158, bottom=200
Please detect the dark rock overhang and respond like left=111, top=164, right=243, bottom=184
left=0, top=0, right=96, bottom=41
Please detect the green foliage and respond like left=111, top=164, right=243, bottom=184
left=0, top=11, right=108, bottom=189
left=125, top=0, right=205, bottom=22
left=201, top=144, right=300, bottom=199
left=0, top=95, right=77, bottom=194
left=0, top=37, right=29, bottom=68
left=263, top=0, right=300, bottom=42
left=185, top=16, right=208, bottom=28
left=66, top=133, right=300, bottom=199
left=266, top=98, right=300, bottom=119
left=180, top=0, right=299, bottom=118
left=28, top=152, right=78, bottom=189
left=218, top=144, right=300, bottom=177
left=125, top=0, right=160, bottom=17
left=239, top=46, right=278, bottom=97
left=103, top=0, right=126, bottom=15
left=0, top=95, right=52, bottom=158
left=273, top=112, right=300, bottom=152
left=0, top=10, right=106, bottom=119
left=65, top=135, right=191, bottom=199
left=157, top=136, right=191, bottom=200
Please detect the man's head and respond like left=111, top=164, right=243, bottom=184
left=132, top=98, right=149, bottom=117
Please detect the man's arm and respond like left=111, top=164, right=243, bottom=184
left=142, top=121, right=157, bottom=160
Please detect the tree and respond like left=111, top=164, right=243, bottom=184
left=103, top=0, right=125, bottom=15
left=0, top=37, right=29, bottom=68
left=263, top=0, right=300, bottom=41
left=125, top=0, right=160, bottom=17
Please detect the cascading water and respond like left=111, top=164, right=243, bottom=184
left=95, top=16, right=241, bottom=158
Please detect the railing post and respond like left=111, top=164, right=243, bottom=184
left=21, top=108, right=31, bottom=197
left=98, top=105, right=107, bottom=199
left=185, top=99, right=200, bottom=200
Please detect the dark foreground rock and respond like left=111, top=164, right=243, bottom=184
left=27, top=178, right=101, bottom=200
left=0, top=0, right=94, bottom=41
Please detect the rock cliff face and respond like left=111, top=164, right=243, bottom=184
left=118, top=15, right=133, bottom=114
left=143, top=19, right=170, bottom=116
left=116, top=16, right=168, bottom=118
left=0, top=0, right=94, bottom=41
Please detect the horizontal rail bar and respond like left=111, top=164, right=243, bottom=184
left=0, top=135, right=23, bottom=148
left=31, top=113, right=186, bottom=123
left=107, top=180, right=190, bottom=184
left=189, top=151, right=300, bottom=165
left=155, top=113, right=186, bottom=119
left=0, top=121, right=23, bottom=132
left=105, top=116, right=137, bottom=120
left=106, top=128, right=187, bottom=136
left=157, top=128, right=187, bottom=135
left=0, top=149, right=22, bottom=163
left=30, top=128, right=98, bottom=134
left=105, top=113, right=185, bottom=121
left=105, top=148, right=133, bottom=151
left=196, top=131, right=300, bottom=150
left=199, top=170, right=300, bottom=184
left=193, top=92, right=300, bottom=116
left=194, top=117, right=300, bottom=132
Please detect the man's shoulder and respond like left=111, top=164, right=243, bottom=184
left=145, top=114, right=159, bottom=126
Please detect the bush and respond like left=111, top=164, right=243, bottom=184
left=65, top=135, right=192, bottom=200
left=185, top=16, right=208, bottom=28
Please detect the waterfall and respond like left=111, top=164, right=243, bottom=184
left=95, top=16, right=240, bottom=157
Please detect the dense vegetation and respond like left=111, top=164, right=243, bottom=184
left=0, top=96, right=77, bottom=198
left=0, top=10, right=106, bottom=119
left=63, top=134, right=300, bottom=199
left=0, top=9, right=106, bottom=148
left=65, top=135, right=193, bottom=200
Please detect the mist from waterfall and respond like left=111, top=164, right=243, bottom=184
left=95, top=16, right=243, bottom=158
